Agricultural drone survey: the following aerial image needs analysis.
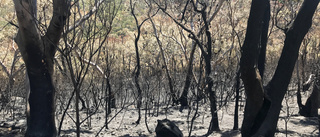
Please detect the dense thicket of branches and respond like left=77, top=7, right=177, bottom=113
left=0, top=0, right=319, bottom=136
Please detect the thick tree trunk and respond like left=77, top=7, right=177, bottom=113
left=241, top=0, right=319, bottom=136
left=256, top=0, right=319, bottom=136
left=240, top=0, right=269, bottom=136
left=13, top=0, right=69, bottom=136
left=258, top=3, right=270, bottom=80
left=16, top=32, right=57, bottom=136
left=24, top=52, right=57, bottom=136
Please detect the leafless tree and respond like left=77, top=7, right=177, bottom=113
left=154, top=0, right=228, bottom=134
left=130, top=0, right=149, bottom=125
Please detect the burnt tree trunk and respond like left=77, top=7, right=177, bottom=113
left=300, top=74, right=320, bottom=117
left=296, top=59, right=304, bottom=110
left=179, top=11, right=197, bottom=109
left=13, top=0, right=70, bottom=136
left=179, top=43, right=196, bottom=109
left=256, top=0, right=319, bottom=136
left=131, top=0, right=150, bottom=124
left=258, top=2, right=270, bottom=80
left=241, top=0, right=319, bottom=136
left=133, top=28, right=143, bottom=125
left=201, top=5, right=220, bottom=134
left=240, top=0, right=269, bottom=136
left=233, top=69, right=241, bottom=130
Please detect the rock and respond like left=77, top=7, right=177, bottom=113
left=155, top=119, right=183, bottom=137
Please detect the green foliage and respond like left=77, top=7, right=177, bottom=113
left=111, top=2, right=135, bottom=36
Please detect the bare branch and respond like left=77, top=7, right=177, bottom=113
left=65, top=0, right=106, bottom=34
left=0, top=61, right=10, bottom=77
left=66, top=43, right=107, bottom=79
left=207, top=0, right=225, bottom=24
left=154, top=1, right=208, bottom=56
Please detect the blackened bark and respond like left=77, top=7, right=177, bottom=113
left=179, top=43, right=196, bottom=109
left=134, top=30, right=143, bottom=124
left=300, top=74, right=319, bottom=117
left=105, top=76, right=112, bottom=128
left=131, top=0, right=148, bottom=124
left=248, top=0, right=319, bottom=136
left=199, top=4, right=220, bottom=134
left=79, top=96, right=87, bottom=110
left=240, top=0, right=268, bottom=136
left=108, top=78, right=115, bottom=110
left=233, top=69, right=240, bottom=130
left=13, top=0, right=70, bottom=136
left=258, top=3, right=270, bottom=80
left=25, top=48, right=57, bottom=136
left=207, top=76, right=220, bottom=133
left=296, top=59, right=304, bottom=110
left=179, top=10, right=197, bottom=109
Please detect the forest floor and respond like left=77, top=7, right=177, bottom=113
left=0, top=94, right=318, bottom=137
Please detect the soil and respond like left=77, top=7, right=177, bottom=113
left=0, top=95, right=319, bottom=137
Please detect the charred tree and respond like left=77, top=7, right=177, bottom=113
left=233, top=69, right=241, bottom=130
left=241, top=0, right=319, bottom=136
left=190, top=1, right=220, bottom=134
left=131, top=1, right=143, bottom=124
left=179, top=41, right=196, bottom=109
left=157, top=0, right=222, bottom=133
left=300, top=73, right=319, bottom=117
left=240, top=0, right=269, bottom=136
left=13, top=0, right=70, bottom=136
left=258, top=2, right=270, bottom=80
left=130, top=0, right=155, bottom=124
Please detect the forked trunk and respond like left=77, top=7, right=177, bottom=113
left=241, top=0, right=319, bottom=136
left=13, top=0, right=70, bottom=136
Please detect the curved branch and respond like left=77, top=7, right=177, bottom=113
left=65, top=0, right=106, bottom=34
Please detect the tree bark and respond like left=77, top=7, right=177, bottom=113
left=179, top=42, right=196, bottom=108
left=133, top=19, right=143, bottom=125
left=257, top=0, right=319, bottom=136
left=300, top=74, right=320, bottom=117
left=296, top=59, right=304, bottom=110
left=240, top=0, right=269, bottom=136
left=241, top=0, right=319, bottom=136
left=13, top=0, right=70, bottom=136
left=233, top=69, right=240, bottom=130
left=258, top=3, right=270, bottom=80
left=199, top=3, right=220, bottom=133
left=130, top=0, right=150, bottom=124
